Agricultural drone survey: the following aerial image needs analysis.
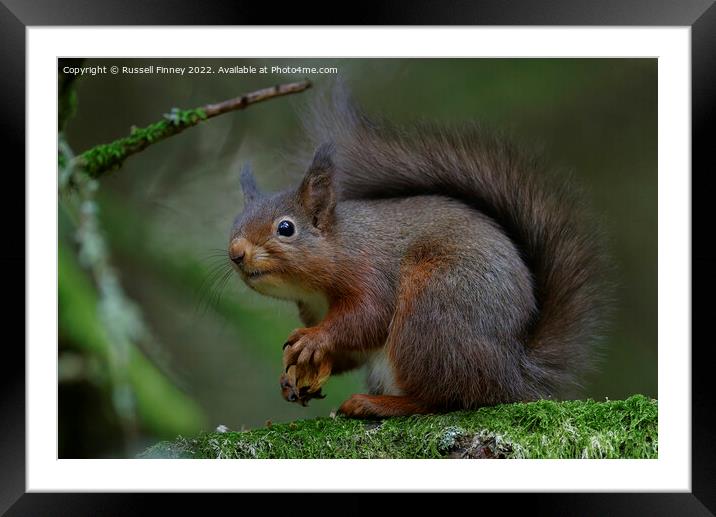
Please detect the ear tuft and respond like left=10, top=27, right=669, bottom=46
left=309, top=141, right=336, bottom=172
left=299, top=143, right=336, bottom=231
left=240, top=162, right=261, bottom=204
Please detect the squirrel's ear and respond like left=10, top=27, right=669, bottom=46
left=299, top=143, right=336, bottom=231
left=240, top=163, right=261, bottom=205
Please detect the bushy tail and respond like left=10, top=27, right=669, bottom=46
left=305, top=87, right=611, bottom=396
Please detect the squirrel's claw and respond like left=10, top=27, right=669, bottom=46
left=280, top=365, right=328, bottom=406
left=298, top=387, right=326, bottom=406
left=280, top=328, right=333, bottom=406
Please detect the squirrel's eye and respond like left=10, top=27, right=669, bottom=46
left=277, top=220, right=295, bottom=237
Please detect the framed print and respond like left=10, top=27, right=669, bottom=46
left=4, top=0, right=713, bottom=513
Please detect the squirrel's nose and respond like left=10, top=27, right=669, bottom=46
left=229, top=238, right=249, bottom=265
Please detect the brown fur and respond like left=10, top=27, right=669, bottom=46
left=338, top=394, right=430, bottom=418
left=229, top=88, right=610, bottom=417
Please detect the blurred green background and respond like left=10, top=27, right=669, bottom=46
left=58, top=58, right=657, bottom=458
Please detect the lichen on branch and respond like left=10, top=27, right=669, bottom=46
left=71, top=80, right=312, bottom=179
left=75, top=108, right=207, bottom=177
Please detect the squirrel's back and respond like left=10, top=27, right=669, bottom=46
left=307, top=87, right=610, bottom=398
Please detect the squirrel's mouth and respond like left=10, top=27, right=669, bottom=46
left=243, top=269, right=273, bottom=281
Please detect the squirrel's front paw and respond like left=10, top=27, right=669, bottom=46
left=280, top=328, right=333, bottom=405
left=280, top=367, right=326, bottom=406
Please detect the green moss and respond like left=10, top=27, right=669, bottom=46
left=140, top=395, right=657, bottom=459
left=77, top=108, right=207, bottom=177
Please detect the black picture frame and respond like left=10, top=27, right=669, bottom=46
left=3, top=0, right=713, bottom=513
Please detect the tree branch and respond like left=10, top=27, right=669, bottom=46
left=71, top=80, right=312, bottom=179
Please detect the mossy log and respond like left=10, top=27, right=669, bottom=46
left=140, top=394, right=657, bottom=459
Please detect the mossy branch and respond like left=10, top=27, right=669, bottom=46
left=71, top=80, right=312, bottom=179
left=140, top=395, right=658, bottom=459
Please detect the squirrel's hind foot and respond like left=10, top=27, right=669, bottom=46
left=338, top=394, right=431, bottom=419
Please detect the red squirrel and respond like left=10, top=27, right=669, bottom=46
left=227, top=89, right=609, bottom=419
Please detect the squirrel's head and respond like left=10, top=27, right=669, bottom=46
left=228, top=143, right=337, bottom=298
